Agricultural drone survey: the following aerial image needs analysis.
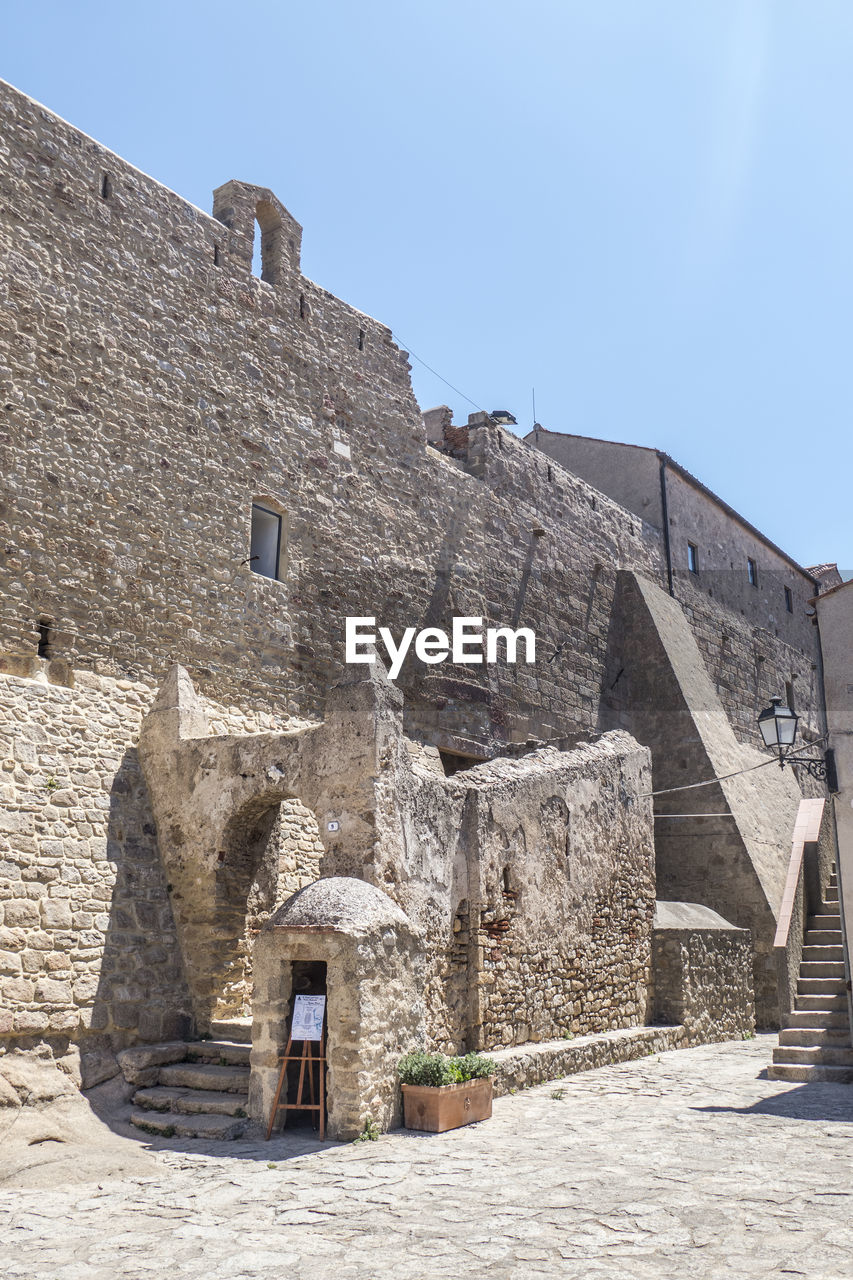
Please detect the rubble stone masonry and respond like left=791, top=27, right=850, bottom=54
left=0, top=80, right=823, bottom=754
left=0, top=78, right=823, bottom=1079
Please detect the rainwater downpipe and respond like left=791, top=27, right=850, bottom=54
left=658, top=455, right=675, bottom=598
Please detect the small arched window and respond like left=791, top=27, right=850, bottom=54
left=252, top=201, right=283, bottom=285
left=100, top=173, right=113, bottom=200
left=249, top=502, right=285, bottom=580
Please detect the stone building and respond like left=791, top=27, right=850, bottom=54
left=0, top=79, right=837, bottom=1136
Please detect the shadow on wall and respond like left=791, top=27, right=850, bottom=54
left=90, top=748, right=194, bottom=1048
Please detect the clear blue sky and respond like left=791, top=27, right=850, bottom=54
left=4, top=1, right=852, bottom=570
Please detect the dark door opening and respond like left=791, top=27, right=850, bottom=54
left=282, top=959, right=327, bottom=1131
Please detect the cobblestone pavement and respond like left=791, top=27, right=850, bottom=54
left=2, top=1036, right=853, bottom=1280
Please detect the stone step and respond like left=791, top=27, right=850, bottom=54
left=796, top=993, right=848, bottom=1012
left=130, top=1109, right=249, bottom=1140
left=786, top=1009, right=850, bottom=1030
left=768, top=1063, right=853, bottom=1084
left=800, top=961, right=846, bottom=980
left=772, top=1045, right=853, bottom=1067
left=797, top=977, right=847, bottom=996
left=209, top=1018, right=252, bottom=1044
left=779, top=1027, right=852, bottom=1048
left=824, top=887, right=839, bottom=903
left=808, top=913, right=841, bottom=930
left=802, top=945, right=844, bottom=963
left=804, top=929, right=844, bottom=947
left=133, top=1086, right=249, bottom=1117
left=184, top=1040, right=250, bottom=1067
left=116, top=1041, right=188, bottom=1087
left=157, top=1062, right=249, bottom=1093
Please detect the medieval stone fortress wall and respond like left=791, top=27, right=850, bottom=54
left=0, top=78, right=835, bottom=1136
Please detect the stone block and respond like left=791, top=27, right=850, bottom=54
left=80, top=1049, right=121, bottom=1088
left=117, top=1041, right=188, bottom=1084
left=4, top=900, right=39, bottom=928
left=0, top=950, right=22, bottom=975
left=4, top=976, right=35, bottom=1003
left=14, top=1011, right=49, bottom=1033
left=34, top=978, right=73, bottom=1004
left=40, top=898, right=73, bottom=929
left=73, top=972, right=100, bottom=1004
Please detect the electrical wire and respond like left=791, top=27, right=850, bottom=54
left=639, top=733, right=829, bottom=799
left=392, top=332, right=484, bottom=412
left=639, top=757, right=777, bottom=798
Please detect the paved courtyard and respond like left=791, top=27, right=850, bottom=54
left=2, top=1035, right=853, bottom=1280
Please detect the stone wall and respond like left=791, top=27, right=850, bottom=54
left=0, top=78, right=822, bottom=771
left=131, top=659, right=657, bottom=1056
left=602, top=572, right=804, bottom=1027
left=0, top=76, right=830, bottom=1087
left=650, top=902, right=755, bottom=1042
left=0, top=664, right=302, bottom=1059
left=458, top=736, right=655, bottom=1048
left=0, top=77, right=659, bottom=759
left=524, top=431, right=824, bottom=749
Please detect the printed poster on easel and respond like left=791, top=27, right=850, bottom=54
left=291, top=993, right=326, bottom=1041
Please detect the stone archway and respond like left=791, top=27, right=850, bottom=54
left=214, top=794, right=325, bottom=1021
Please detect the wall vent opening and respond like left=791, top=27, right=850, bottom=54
left=100, top=173, right=112, bottom=200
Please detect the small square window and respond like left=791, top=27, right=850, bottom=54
left=747, top=558, right=758, bottom=587
left=784, top=586, right=793, bottom=613
left=249, top=503, right=282, bottom=580
left=687, top=543, right=699, bottom=574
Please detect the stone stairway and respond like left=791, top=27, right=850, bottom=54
left=770, top=869, right=853, bottom=1083
left=122, top=1019, right=253, bottom=1139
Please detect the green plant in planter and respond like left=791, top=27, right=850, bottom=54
left=453, top=1052, right=497, bottom=1081
left=397, top=1051, right=497, bottom=1086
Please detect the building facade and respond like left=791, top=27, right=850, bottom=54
left=0, top=79, right=835, bottom=1134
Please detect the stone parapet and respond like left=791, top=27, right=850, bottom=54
left=489, top=1025, right=689, bottom=1095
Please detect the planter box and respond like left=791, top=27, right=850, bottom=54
left=401, top=1077, right=493, bottom=1133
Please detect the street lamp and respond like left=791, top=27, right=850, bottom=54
left=756, top=695, right=838, bottom=789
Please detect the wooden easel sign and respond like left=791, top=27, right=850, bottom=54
left=265, top=994, right=327, bottom=1140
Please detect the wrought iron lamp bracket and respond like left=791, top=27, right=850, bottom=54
left=779, top=752, right=828, bottom=781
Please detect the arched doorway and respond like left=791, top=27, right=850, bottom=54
left=213, top=795, right=326, bottom=1023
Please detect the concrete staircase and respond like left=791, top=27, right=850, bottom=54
left=770, top=869, right=853, bottom=1083
left=127, top=1019, right=253, bottom=1139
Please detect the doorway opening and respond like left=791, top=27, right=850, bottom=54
left=281, top=959, right=327, bottom=1131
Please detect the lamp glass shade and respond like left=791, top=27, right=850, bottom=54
left=757, top=698, right=798, bottom=749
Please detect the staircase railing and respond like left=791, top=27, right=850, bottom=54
left=773, top=798, right=826, bottom=1023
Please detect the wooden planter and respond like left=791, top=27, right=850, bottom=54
left=401, top=1077, right=493, bottom=1133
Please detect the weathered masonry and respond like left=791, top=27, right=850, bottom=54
left=0, top=79, right=836, bottom=1137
